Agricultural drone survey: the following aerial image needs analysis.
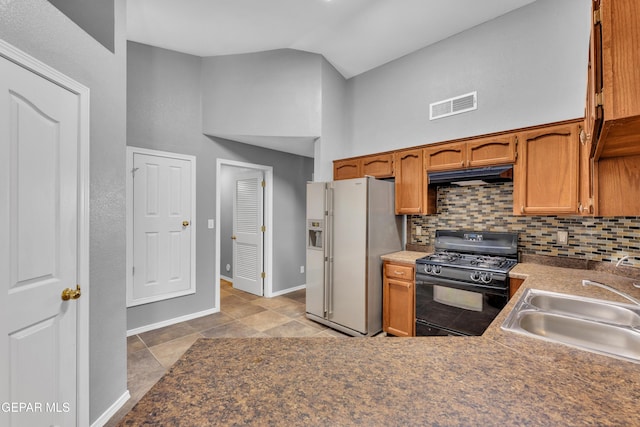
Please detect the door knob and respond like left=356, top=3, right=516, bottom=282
left=61, top=285, right=81, bottom=301
left=182, top=220, right=190, bottom=227
left=231, top=235, right=237, bottom=240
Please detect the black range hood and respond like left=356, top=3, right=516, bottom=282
left=428, top=165, right=513, bottom=186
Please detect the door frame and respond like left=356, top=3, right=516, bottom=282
left=126, top=146, right=197, bottom=306
left=0, top=40, right=90, bottom=426
left=215, top=159, right=273, bottom=308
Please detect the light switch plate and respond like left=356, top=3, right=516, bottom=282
left=208, top=219, right=214, bottom=229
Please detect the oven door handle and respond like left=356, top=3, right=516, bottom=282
left=415, top=275, right=508, bottom=294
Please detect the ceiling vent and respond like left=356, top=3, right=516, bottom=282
left=430, top=91, right=477, bottom=120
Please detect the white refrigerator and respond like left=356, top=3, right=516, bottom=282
left=306, top=177, right=402, bottom=337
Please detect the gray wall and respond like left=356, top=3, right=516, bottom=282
left=49, top=0, right=115, bottom=52
left=202, top=49, right=322, bottom=138
left=345, top=0, right=592, bottom=157
left=0, top=0, right=127, bottom=423
left=219, top=168, right=235, bottom=279
left=314, top=58, right=349, bottom=181
left=127, top=42, right=215, bottom=329
left=127, top=42, right=313, bottom=329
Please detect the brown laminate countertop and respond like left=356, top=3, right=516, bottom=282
left=120, top=256, right=640, bottom=426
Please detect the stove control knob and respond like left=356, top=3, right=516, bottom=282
left=470, top=271, right=481, bottom=282
left=481, top=272, right=493, bottom=283
left=433, top=265, right=441, bottom=275
left=424, top=265, right=432, bottom=274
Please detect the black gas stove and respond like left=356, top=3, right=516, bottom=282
left=416, top=230, right=518, bottom=288
left=415, top=230, right=518, bottom=337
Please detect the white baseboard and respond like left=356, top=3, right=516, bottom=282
left=127, top=307, right=220, bottom=336
left=269, top=284, right=306, bottom=297
left=220, top=275, right=233, bottom=282
left=91, top=390, right=130, bottom=427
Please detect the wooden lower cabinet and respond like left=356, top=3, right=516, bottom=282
left=509, top=277, right=525, bottom=299
left=383, top=261, right=415, bottom=337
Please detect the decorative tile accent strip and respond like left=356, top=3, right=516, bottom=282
left=409, top=182, right=640, bottom=266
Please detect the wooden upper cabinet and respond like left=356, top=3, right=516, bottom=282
left=592, top=0, right=640, bottom=158
left=424, top=143, right=466, bottom=171
left=467, top=135, right=516, bottom=168
left=361, top=153, right=394, bottom=178
left=394, top=148, right=435, bottom=215
left=584, top=0, right=603, bottom=154
left=579, top=126, right=595, bottom=215
left=333, top=159, right=361, bottom=180
left=596, top=155, right=640, bottom=216
left=514, top=122, right=581, bottom=215
left=424, top=136, right=516, bottom=172
left=333, top=153, right=394, bottom=180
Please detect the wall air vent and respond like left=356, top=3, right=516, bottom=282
left=429, top=91, right=477, bottom=120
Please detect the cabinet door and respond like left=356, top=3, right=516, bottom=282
left=593, top=0, right=640, bottom=158
left=424, top=142, right=466, bottom=171
left=466, top=135, right=516, bottom=168
left=601, top=0, right=640, bottom=122
left=333, top=159, right=361, bottom=180
left=515, top=123, right=580, bottom=215
left=579, top=124, right=595, bottom=215
left=395, top=148, right=432, bottom=214
left=383, top=263, right=415, bottom=337
left=585, top=0, right=603, bottom=154
left=361, top=153, right=394, bottom=178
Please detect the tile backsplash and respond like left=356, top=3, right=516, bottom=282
left=409, top=182, right=640, bottom=266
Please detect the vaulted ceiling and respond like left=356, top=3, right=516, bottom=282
left=127, top=0, right=537, bottom=79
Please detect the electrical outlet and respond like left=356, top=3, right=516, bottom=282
left=300, top=266, right=305, bottom=274
left=557, top=231, right=568, bottom=245
left=416, top=226, right=422, bottom=236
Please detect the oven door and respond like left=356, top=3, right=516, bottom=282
left=415, top=275, right=508, bottom=336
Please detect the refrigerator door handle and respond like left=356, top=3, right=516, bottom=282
left=326, top=185, right=334, bottom=317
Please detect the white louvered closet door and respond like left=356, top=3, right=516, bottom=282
left=232, top=171, right=264, bottom=296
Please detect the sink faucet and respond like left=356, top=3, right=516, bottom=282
left=582, top=280, right=640, bottom=306
left=615, top=255, right=640, bottom=288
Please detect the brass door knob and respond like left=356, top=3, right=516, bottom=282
left=182, top=220, right=190, bottom=227
left=231, top=235, right=237, bottom=240
left=61, top=285, right=81, bottom=301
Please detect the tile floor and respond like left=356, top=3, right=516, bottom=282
left=105, top=281, right=349, bottom=426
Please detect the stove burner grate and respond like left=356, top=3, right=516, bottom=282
left=422, top=251, right=460, bottom=263
left=469, top=256, right=508, bottom=269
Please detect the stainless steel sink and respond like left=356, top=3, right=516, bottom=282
left=501, top=288, right=640, bottom=363
left=528, top=293, right=640, bottom=328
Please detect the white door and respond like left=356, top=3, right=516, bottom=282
left=0, top=54, right=80, bottom=427
left=232, top=171, right=264, bottom=296
left=129, top=150, right=195, bottom=306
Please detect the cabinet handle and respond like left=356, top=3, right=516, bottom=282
left=460, top=161, right=464, bottom=167
left=394, top=271, right=405, bottom=275
left=520, top=206, right=524, bottom=214
left=579, top=128, right=591, bottom=145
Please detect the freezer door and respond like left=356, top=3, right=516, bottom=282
left=328, top=178, right=368, bottom=333
left=306, top=182, right=326, bottom=318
